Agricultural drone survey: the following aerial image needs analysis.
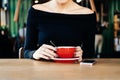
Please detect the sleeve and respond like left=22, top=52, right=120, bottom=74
left=24, top=7, right=38, bottom=59
left=82, top=13, right=97, bottom=58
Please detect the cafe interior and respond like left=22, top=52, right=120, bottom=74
left=1, top=0, right=120, bottom=58
left=0, top=0, right=120, bottom=80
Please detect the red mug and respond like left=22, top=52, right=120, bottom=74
left=56, top=46, right=76, bottom=58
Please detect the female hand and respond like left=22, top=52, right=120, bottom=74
left=33, top=44, right=58, bottom=60
left=74, top=46, right=83, bottom=62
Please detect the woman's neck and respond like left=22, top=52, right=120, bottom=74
left=49, top=0, right=75, bottom=13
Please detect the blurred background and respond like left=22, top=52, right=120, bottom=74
left=0, top=0, right=120, bottom=58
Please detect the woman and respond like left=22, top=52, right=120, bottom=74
left=24, top=0, right=96, bottom=61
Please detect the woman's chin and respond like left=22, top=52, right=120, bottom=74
left=56, top=0, right=69, bottom=4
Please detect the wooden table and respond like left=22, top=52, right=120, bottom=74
left=0, top=59, right=120, bottom=80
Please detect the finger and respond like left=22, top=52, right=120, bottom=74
left=40, top=50, right=55, bottom=59
left=43, top=48, right=58, bottom=57
left=75, top=48, right=83, bottom=55
left=79, top=56, right=82, bottom=62
left=33, top=50, right=50, bottom=60
left=42, top=44, right=56, bottom=51
left=76, top=46, right=82, bottom=51
left=76, top=50, right=83, bottom=55
left=74, top=47, right=83, bottom=58
left=74, top=52, right=82, bottom=57
left=39, top=54, right=50, bottom=60
left=40, top=45, right=57, bottom=57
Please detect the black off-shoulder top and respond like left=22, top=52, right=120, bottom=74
left=24, top=7, right=96, bottom=59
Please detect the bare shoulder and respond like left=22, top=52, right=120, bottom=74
left=81, top=7, right=94, bottom=14
left=32, top=2, right=50, bottom=11
left=76, top=6, right=94, bottom=14
left=72, top=3, right=94, bottom=14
